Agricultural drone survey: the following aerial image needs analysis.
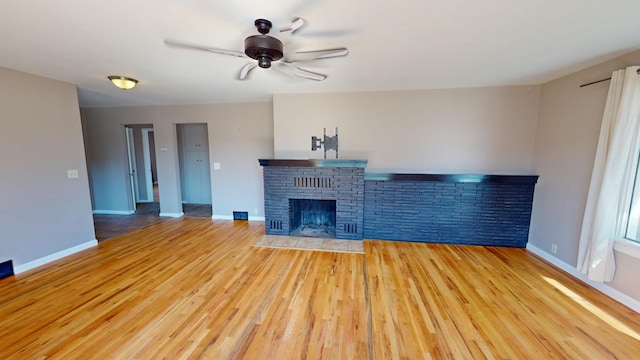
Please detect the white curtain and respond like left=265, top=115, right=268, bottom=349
left=577, top=66, right=640, bottom=282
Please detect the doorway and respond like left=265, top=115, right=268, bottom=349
left=177, top=123, right=213, bottom=217
left=91, top=124, right=163, bottom=241
left=125, top=125, right=160, bottom=213
left=125, top=127, right=138, bottom=211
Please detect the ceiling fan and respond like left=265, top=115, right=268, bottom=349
left=165, top=18, right=348, bottom=81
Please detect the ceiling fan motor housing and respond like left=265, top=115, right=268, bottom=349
left=244, top=19, right=283, bottom=68
left=244, top=35, right=284, bottom=68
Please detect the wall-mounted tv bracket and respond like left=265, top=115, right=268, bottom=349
left=311, top=127, right=339, bottom=159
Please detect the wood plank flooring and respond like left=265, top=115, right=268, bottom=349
left=1, top=218, right=639, bottom=359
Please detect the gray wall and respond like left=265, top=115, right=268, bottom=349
left=530, top=49, right=640, bottom=301
left=82, top=102, right=273, bottom=218
left=0, top=66, right=95, bottom=268
left=82, top=111, right=132, bottom=212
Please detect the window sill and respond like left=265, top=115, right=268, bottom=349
left=614, top=238, right=640, bottom=259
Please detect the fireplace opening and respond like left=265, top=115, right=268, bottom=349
left=289, top=199, right=336, bottom=238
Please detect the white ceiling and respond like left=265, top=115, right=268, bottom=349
left=2, top=0, right=640, bottom=108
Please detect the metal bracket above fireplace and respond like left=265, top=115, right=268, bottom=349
left=311, top=127, right=338, bottom=159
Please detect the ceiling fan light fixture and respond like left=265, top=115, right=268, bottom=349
left=257, top=55, right=272, bottom=68
left=108, top=76, right=138, bottom=90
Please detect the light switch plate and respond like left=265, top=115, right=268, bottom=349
left=214, top=162, right=221, bottom=170
left=67, top=170, right=79, bottom=179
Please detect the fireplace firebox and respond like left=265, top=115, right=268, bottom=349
left=289, top=199, right=336, bottom=238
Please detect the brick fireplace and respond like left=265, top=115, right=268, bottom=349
left=259, top=159, right=366, bottom=240
left=259, top=159, right=539, bottom=247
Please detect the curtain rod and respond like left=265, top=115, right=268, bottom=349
left=580, top=68, right=640, bottom=88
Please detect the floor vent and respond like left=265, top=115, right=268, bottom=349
left=0, top=260, right=14, bottom=280
left=233, top=211, right=249, bottom=221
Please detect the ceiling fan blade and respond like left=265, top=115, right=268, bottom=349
left=164, top=39, right=246, bottom=58
left=279, top=17, right=305, bottom=34
left=275, top=62, right=327, bottom=81
left=286, top=47, right=349, bottom=62
left=292, top=66, right=327, bottom=81
left=272, top=62, right=295, bottom=78
left=239, top=63, right=258, bottom=80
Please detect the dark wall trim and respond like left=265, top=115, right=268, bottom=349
left=259, top=159, right=368, bottom=168
left=365, top=173, right=539, bottom=184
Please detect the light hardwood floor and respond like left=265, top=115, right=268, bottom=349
left=1, top=218, right=639, bottom=359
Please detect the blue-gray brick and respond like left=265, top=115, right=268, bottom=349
left=363, top=180, right=535, bottom=247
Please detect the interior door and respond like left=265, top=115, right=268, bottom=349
left=125, top=127, right=138, bottom=210
left=141, top=128, right=154, bottom=202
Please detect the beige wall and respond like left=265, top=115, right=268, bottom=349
left=82, top=102, right=273, bottom=218
left=0, top=66, right=95, bottom=268
left=274, top=78, right=640, bottom=304
left=530, top=49, right=640, bottom=301
left=273, top=87, right=541, bottom=173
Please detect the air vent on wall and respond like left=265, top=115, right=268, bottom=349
left=294, top=177, right=332, bottom=188
left=0, top=260, right=14, bottom=280
left=269, top=220, right=283, bottom=230
left=233, top=211, right=249, bottom=221
left=344, top=223, right=358, bottom=234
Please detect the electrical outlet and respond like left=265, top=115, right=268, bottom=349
left=254, top=208, right=258, bottom=215
left=551, top=243, right=558, bottom=254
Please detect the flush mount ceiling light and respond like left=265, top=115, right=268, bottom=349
left=107, top=76, right=138, bottom=90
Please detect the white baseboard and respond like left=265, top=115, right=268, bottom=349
left=159, top=212, right=184, bottom=218
left=14, top=239, right=98, bottom=274
left=211, top=215, right=265, bottom=221
left=93, top=209, right=135, bottom=215
left=526, top=243, right=640, bottom=313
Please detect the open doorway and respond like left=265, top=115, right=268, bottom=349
left=89, top=124, right=164, bottom=241
left=125, top=127, right=138, bottom=211
left=142, top=128, right=160, bottom=203
left=93, top=125, right=163, bottom=241
left=177, top=123, right=213, bottom=217
left=125, top=125, right=160, bottom=215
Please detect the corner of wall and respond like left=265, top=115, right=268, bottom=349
left=526, top=243, right=640, bottom=313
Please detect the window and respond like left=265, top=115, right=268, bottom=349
left=625, top=154, right=640, bottom=243
left=578, top=66, right=640, bottom=281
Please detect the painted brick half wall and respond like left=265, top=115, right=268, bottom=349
left=260, top=160, right=538, bottom=247
left=363, top=175, right=538, bottom=247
